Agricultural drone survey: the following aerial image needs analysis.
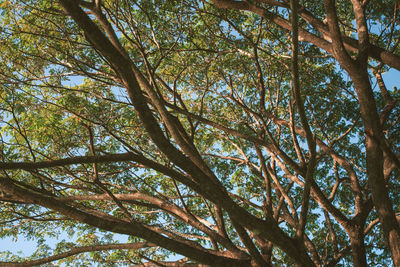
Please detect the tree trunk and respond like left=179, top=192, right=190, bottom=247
left=350, top=69, right=400, bottom=267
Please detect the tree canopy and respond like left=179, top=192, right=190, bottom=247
left=0, top=0, right=399, bottom=266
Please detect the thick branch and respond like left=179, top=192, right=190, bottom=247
left=0, top=153, right=131, bottom=170
left=0, top=176, right=250, bottom=266
left=212, top=0, right=400, bottom=70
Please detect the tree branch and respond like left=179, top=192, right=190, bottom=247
left=0, top=242, right=156, bottom=267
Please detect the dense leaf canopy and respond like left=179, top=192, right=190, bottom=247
left=0, top=0, right=399, bottom=266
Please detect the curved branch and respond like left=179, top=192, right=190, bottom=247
left=0, top=176, right=251, bottom=266
left=0, top=152, right=134, bottom=170
left=57, top=193, right=247, bottom=257
left=211, top=0, right=400, bottom=70
left=0, top=242, right=156, bottom=267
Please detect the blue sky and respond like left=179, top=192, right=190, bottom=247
left=0, top=68, right=398, bottom=264
left=0, top=1, right=399, bottom=261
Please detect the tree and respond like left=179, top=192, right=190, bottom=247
left=0, top=0, right=399, bottom=266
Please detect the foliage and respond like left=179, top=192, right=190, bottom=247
left=0, top=0, right=399, bottom=266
